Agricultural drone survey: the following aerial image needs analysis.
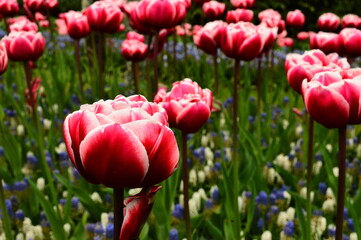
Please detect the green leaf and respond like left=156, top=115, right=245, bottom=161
left=205, top=219, right=223, bottom=239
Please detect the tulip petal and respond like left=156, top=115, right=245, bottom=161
left=123, top=120, right=179, bottom=186
left=80, top=123, right=149, bottom=188
left=176, top=101, right=211, bottom=133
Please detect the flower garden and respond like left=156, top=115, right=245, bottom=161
left=0, top=0, right=361, bottom=239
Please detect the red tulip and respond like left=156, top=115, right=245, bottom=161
left=63, top=95, right=179, bottom=188
left=85, top=1, right=124, bottom=34
left=285, top=50, right=350, bottom=94
left=102, top=0, right=126, bottom=9
left=121, top=39, right=148, bottom=62
left=340, top=68, right=361, bottom=79
left=135, top=0, right=186, bottom=32
left=257, top=24, right=277, bottom=54
left=202, top=1, right=225, bottom=19
left=0, top=43, right=8, bottom=75
left=1, top=31, right=45, bottom=62
left=23, top=0, right=46, bottom=13
left=129, top=5, right=153, bottom=35
left=193, top=20, right=227, bottom=56
left=45, top=0, right=58, bottom=10
left=342, top=14, right=361, bottom=29
left=154, top=79, right=212, bottom=133
left=302, top=71, right=361, bottom=128
left=175, top=23, right=193, bottom=37
left=309, top=31, right=342, bottom=55
left=126, top=31, right=145, bottom=42
left=226, top=9, right=253, bottom=23
left=9, top=18, right=38, bottom=32
left=297, top=31, right=309, bottom=41
left=277, top=37, right=293, bottom=48
left=119, top=186, right=161, bottom=240
left=62, top=11, right=90, bottom=40
left=339, top=28, right=361, bottom=58
left=0, top=0, right=19, bottom=18
left=220, top=21, right=263, bottom=61
left=122, top=1, right=138, bottom=16
left=258, top=9, right=281, bottom=22
left=317, top=13, right=340, bottom=32
left=286, top=9, right=305, bottom=29
left=55, top=19, right=67, bottom=35
left=230, top=0, right=255, bottom=9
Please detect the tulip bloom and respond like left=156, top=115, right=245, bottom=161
left=9, top=18, right=38, bottom=32
left=85, top=1, right=124, bottom=34
left=62, top=11, right=91, bottom=40
left=258, top=9, right=281, bottom=22
left=202, top=1, right=225, bottom=19
left=285, top=50, right=350, bottom=94
left=339, top=28, right=361, bottom=58
left=226, top=9, right=253, bottom=23
left=309, top=31, right=342, bottom=55
left=193, top=20, right=227, bottom=56
left=230, top=0, right=255, bottom=9
left=302, top=71, right=361, bottom=128
left=23, top=0, right=46, bottom=13
left=154, top=79, right=212, bottom=133
left=286, top=9, right=305, bottom=29
left=297, top=31, right=309, bottom=41
left=1, top=31, right=45, bottom=62
left=126, top=31, right=145, bottom=42
left=0, top=43, right=8, bottom=75
left=63, top=95, right=179, bottom=188
left=342, top=14, right=361, bottom=29
left=220, top=22, right=263, bottom=61
left=257, top=24, right=277, bottom=54
left=102, top=0, right=126, bottom=9
left=0, top=0, right=19, bottom=17
left=121, top=39, right=148, bottom=62
left=317, top=13, right=340, bottom=32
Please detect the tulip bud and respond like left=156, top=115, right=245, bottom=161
left=0, top=0, right=19, bottom=17
left=0, top=43, right=8, bottom=75
left=286, top=9, right=305, bottom=29
left=226, top=9, right=253, bottom=23
left=202, top=1, right=225, bottom=19
left=317, top=12, right=340, bottom=32
left=62, top=11, right=91, bottom=40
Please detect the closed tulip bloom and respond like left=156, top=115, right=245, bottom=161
left=62, top=11, right=90, bottom=40
left=220, top=21, right=263, bottom=61
left=202, top=1, right=225, bottom=19
left=0, top=43, right=8, bottom=75
left=339, top=28, right=361, bottom=58
left=0, top=0, right=19, bottom=18
left=126, top=31, right=145, bottom=42
left=302, top=71, right=361, bottom=128
left=23, top=0, right=46, bottom=13
left=154, top=78, right=212, bottom=133
left=286, top=9, right=305, bottom=29
left=55, top=19, right=68, bottom=35
left=102, top=0, right=126, bottom=9
left=317, top=13, right=340, bottom=32
left=45, top=0, right=58, bottom=10
left=258, top=9, right=281, bottom=22
left=297, top=31, right=309, bottom=41
left=277, top=37, right=293, bottom=48
left=2, top=31, right=45, bottom=62
left=193, top=20, right=227, bottom=56
left=129, top=6, right=153, bottom=35
left=230, top=0, right=255, bottom=9
left=309, top=31, right=342, bottom=55
left=226, top=9, right=253, bottom=23
left=135, top=0, right=186, bottom=32
left=9, top=18, right=38, bottom=32
left=342, top=14, right=361, bottom=29
left=121, top=39, right=148, bottom=62
left=85, top=1, right=124, bottom=34
left=285, top=50, right=350, bottom=94
left=257, top=24, right=277, bottom=54
left=63, top=95, right=179, bottom=188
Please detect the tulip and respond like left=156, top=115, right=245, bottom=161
left=45, top=0, right=58, bottom=10
left=85, top=1, right=124, bottom=34
left=126, top=31, right=145, bottom=42
left=309, top=31, right=342, bottom=55
left=297, top=31, right=309, bottom=41
left=286, top=9, right=305, bottom=29
left=63, top=95, right=179, bottom=188
left=202, top=1, right=225, bottom=19
left=257, top=24, right=277, bottom=55
left=339, top=28, right=361, bottom=59
left=317, top=12, right=340, bottom=32
left=341, top=14, right=361, bottom=29
left=128, top=5, right=153, bottom=35
left=230, top=0, right=255, bottom=9
left=2, top=31, right=45, bottom=62
left=176, top=23, right=193, bottom=37
left=23, top=0, right=46, bottom=13
left=0, top=43, right=8, bottom=75
left=258, top=9, right=281, bottom=22
left=9, top=18, right=38, bottom=32
left=62, top=11, right=90, bottom=40
left=193, top=20, right=226, bottom=56
left=102, top=0, right=125, bottom=9
left=0, top=0, right=19, bottom=17
left=226, top=9, right=253, bottom=23
left=277, top=36, right=293, bottom=48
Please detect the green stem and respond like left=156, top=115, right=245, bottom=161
left=306, top=116, right=314, bottom=240
left=153, top=31, right=159, bottom=96
left=0, top=175, right=13, bottom=240
left=233, top=59, right=240, bottom=161
left=132, top=61, right=139, bottom=94
left=173, top=32, right=177, bottom=82
left=336, top=126, right=347, bottom=240
left=97, top=32, right=105, bottom=99
left=113, top=188, right=124, bottom=240
left=213, top=53, right=219, bottom=95
left=74, top=39, right=84, bottom=101
left=181, top=131, right=191, bottom=240
left=256, top=56, right=262, bottom=112
left=146, top=35, right=153, bottom=100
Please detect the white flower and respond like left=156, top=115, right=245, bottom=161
left=350, top=232, right=358, bottom=240
left=282, top=120, right=289, bottom=129
left=332, top=167, right=339, bottom=177
left=16, top=233, right=24, bottom=240
left=128, top=188, right=142, bottom=196
left=261, top=230, right=272, bottom=240
left=52, top=104, right=59, bottom=114
left=205, top=147, right=214, bottom=162
left=25, top=230, right=34, bottom=240
left=192, top=192, right=202, bottom=211
left=17, top=124, right=25, bottom=136
left=274, top=154, right=292, bottom=172
left=32, top=225, right=43, bottom=239
left=238, top=196, right=245, bottom=213
left=326, top=188, right=335, bottom=199
left=295, top=125, right=303, bottom=136
left=198, top=170, right=206, bottom=183
left=284, top=191, right=292, bottom=206
left=63, top=223, right=71, bottom=236
left=197, top=188, right=207, bottom=200
left=312, top=161, right=323, bottom=175
left=101, top=213, right=108, bottom=230
left=201, top=135, right=209, bottom=146
left=300, top=187, right=314, bottom=201
left=286, top=207, right=295, bottom=221
left=55, top=143, right=67, bottom=154
left=43, top=119, right=52, bottom=130
left=36, top=178, right=45, bottom=192
left=22, top=217, right=32, bottom=233
left=311, top=216, right=326, bottom=237
left=322, top=198, right=336, bottom=213
left=204, top=166, right=211, bottom=176
left=326, top=144, right=332, bottom=152
left=179, top=194, right=184, bottom=207
left=189, top=169, right=197, bottom=186
left=188, top=199, right=199, bottom=217
left=277, top=212, right=288, bottom=227
left=90, top=192, right=103, bottom=204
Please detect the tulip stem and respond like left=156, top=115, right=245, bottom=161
left=182, top=23, right=188, bottom=75
left=256, top=56, right=262, bottom=112
left=173, top=32, right=177, bottom=82
left=336, top=126, right=347, bottom=240
left=213, top=53, right=219, bottom=95
left=153, top=31, right=159, bottom=96
left=146, top=35, right=153, bottom=100
left=3, top=18, right=9, bottom=34
left=132, top=61, right=140, bottom=94
left=0, top=175, right=13, bottom=240
left=74, top=39, right=85, bottom=101
left=233, top=59, right=240, bottom=159
left=97, top=32, right=105, bottom=99
left=181, top=131, right=191, bottom=240
left=306, top=116, right=314, bottom=240
left=113, top=188, right=124, bottom=240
